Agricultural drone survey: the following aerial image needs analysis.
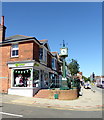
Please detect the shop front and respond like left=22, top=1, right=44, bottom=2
left=49, top=71, right=60, bottom=88
left=7, top=60, right=52, bottom=97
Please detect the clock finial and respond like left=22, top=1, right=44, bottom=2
left=63, top=40, right=65, bottom=47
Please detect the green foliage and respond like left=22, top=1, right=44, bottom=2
left=68, top=59, right=80, bottom=76
left=82, top=76, right=91, bottom=82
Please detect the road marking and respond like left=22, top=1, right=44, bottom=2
left=0, top=112, right=23, bottom=117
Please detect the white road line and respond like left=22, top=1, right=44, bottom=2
left=0, top=112, right=23, bottom=117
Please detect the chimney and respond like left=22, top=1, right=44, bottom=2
left=0, top=16, right=6, bottom=42
left=1, top=16, right=4, bottom=26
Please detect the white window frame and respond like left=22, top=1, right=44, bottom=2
left=43, top=48, right=47, bottom=63
left=39, top=47, right=47, bottom=64
left=33, top=68, right=40, bottom=88
left=11, top=44, right=19, bottom=57
left=11, top=67, right=33, bottom=88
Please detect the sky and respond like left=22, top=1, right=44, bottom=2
left=1, top=2, right=102, bottom=77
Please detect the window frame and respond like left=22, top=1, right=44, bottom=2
left=11, top=44, right=19, bottom=57
left=39, top=47, right=43, bottom=60
left=11, top=67, right=33, bottom=88
left=52, top=57, right=56, bottom=70
left=39, top=47, right=47, bottom=64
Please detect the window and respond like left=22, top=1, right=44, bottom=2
left=33, top=70, right=40, bottom=87
left=52, top=58, right=56, bottom=70
left=11, top=44, right=18, bottom=57
left=44, top=49, right=47, bottom=62
left=39, top=48, right=43, bottom=60
left=44, top=72, right=49, bottom=88
left=39, top=47, right=47, bottom=63
left=13, top=69, right=31, bottom=87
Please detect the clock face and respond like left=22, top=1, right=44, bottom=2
left=61, top=48, right=67, bottom=55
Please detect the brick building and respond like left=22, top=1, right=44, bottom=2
left=0, top=16, right=62, bottom=97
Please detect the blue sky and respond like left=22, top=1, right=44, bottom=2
left=2, top=2, right=102, bottom=77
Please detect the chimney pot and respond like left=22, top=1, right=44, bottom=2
left=1, top=16, right=4, bottom=26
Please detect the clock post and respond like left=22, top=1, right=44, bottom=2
left=60, top=40, right=68, bottom=88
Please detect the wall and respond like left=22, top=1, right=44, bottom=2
left=49, top=89, right=78, bottom=100
left=0, top=41, right=34, bottom=93
left=47, top=52, right=52, bottom=69
left=33, top=42, right=39, bottom=62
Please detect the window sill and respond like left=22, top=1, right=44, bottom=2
left=10, top=56, right=19, bottom=59
left=11, top=87, right=33, bottom=89
left=39, top=59, right=47, bottom=64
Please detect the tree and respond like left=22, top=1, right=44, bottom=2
left=82, top=76, right=88, bottom=82
left=68, top=59, right=80, bottom=76
left=82, top=76, right=91, bottom=82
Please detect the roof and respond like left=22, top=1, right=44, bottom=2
left=95, top=76, right=104, bottom=78
left=5, top=35, right=34, bottom=41
left=51, top=52, right=58, bottom=56
left=39, top=39, right=51, bottom=51
left=38, top=39, right=48, bottom=43
left=51, top=52, right=58, bottom=54
left=0, top=34, right=40, bottom=45
left=1, top=34, right=52, bottom=52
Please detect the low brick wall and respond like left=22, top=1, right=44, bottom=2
left=48, top=89, right=78, bottom=100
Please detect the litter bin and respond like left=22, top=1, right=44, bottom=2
left=54, top=94, right=58, bottom=99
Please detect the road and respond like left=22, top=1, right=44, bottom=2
left=1, top=103, right=102, bottom=118
left=91, top=85, right=104, bottom=95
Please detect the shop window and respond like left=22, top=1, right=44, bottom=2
left=11, top=44, right=18, bottom=57
left=33, top=70, right=40, bottom=87
left=13, top=69, right=32, bottom=87
left=44, top=73, right=48, bottom=88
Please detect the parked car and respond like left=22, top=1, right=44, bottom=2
left=84, top=81, right=91, bottom=89
left=96, top=77, right=104, bottom=89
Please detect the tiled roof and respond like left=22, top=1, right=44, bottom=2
left=5, top=35, right=34, bottom=41
left=51, top=52, right=58, bottom=53
left=51, top=52, right=58, bottom=55
left=0, top=34, right=39, bottom=45
left=38, top=39, right=48, bottom=43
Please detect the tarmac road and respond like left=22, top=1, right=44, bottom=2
left=0, top=86, right=104, bottom=119
left=1, top=103, right=103, bottom=118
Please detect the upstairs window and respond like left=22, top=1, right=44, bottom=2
left=39, top=48, right=47, bottom=63
left=39, top=48, right=43, bottom=60
left=11, top=44, right=18, bottom=57
left=44, top=49, right=47, bottom=63
left=52, top=58, right=56, bottom=70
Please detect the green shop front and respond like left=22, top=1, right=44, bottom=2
left=7, top=60, right=52, bottom=97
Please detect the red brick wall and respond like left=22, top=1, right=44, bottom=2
left=9, top=41, right=33, bottom=62
left=0, top=45, right=11, bottom=93
left=33, top=42, right=39, bottom=62
left=0, top=41, right=34, bottom=93
left=47, top=52, right=52, bottom=68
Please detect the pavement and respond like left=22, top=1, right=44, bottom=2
left=0, top=87, right=104, bottom=111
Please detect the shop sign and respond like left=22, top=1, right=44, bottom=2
left=8, top=62, right=34, bottom=68
left=15, top=63, right=25, bottom=67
